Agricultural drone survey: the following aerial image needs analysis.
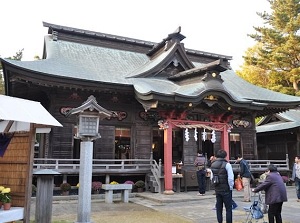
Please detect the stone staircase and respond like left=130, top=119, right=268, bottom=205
left=146, top=173, right=160, bottom=193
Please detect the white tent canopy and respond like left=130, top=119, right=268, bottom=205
left=0, top=95, right=62, bottom=133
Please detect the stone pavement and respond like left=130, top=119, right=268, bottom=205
left=133, top=186, right=299, bottom=223
left=30, top=186, right=299, bottom=223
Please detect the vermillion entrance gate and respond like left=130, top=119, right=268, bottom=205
left=159, top=119, right=230, bottom=194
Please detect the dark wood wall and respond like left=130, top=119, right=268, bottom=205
left=257, top=129, right=299, bottom=168
left=9, top=83, right=259, bottom=163
left=41, top=88, right=153, bottom=160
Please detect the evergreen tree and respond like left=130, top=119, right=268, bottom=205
left=0, top=58, right=4, bottom=94
left=0, top=49, right=23, bottom=94
left=238, top=0, right=300, bottom=96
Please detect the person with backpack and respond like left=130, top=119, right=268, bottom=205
left=211, top=149, right=234, bottom=223
left=208, top=155, right=238, bottom=210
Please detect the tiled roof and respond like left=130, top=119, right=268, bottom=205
left=132, top=69, right=300, bottom=105
left=256, top=121, right=300, bottom=133
left=4, top=35, right=148, bottom=85
left=256, top=109, right=300, bottom=133
left=43, top=22, right=232, bottom=60
left=2, top=22, right=300, bottom=111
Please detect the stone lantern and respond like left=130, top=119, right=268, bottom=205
left=66, top=95, right=112, bottom=223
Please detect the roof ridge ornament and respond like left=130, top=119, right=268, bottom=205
left=52, top=31, right=58, bottom=41
left=147, top=26, right=186, bottom=57
left=168, top=26, right=185, bottom=42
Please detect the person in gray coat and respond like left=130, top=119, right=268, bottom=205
left=252, top=164, right=287, bottom=223
left=291, top=155, right=300, bottom=202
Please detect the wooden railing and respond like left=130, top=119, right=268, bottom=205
left=33, top=154, right=290, bottom=176
left=33, top=158, right=153, bottom=175
left=150, top=159, right=163, bottom=192
left=229, top=154, right=290, bottom=174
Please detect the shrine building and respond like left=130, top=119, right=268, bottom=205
left=2, top=22, right=300, bottom=192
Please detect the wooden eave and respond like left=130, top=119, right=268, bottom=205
left=3, top=63, right=134, bottom=95
left=127, top=43, right=195, bottom=78
left=134, top=86, right=296, bottom=118
left=185, top=49, right=232, bottom=61
left=168, top=58, right=230, bottom=81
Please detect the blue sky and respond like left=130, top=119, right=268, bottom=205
left=0, top=0, right=270, bottom=71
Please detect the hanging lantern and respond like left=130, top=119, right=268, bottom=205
left=185, top=128, right=189, bottom=142
left=202, top=129, right=207, bottom=141
left=211, top=130, right=216, bottom=143
left=194, top=128, right=198, bottom=141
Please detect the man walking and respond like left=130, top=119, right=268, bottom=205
left=211, top=149, right=234, bottom=223
left=194, top=152, right=206, bottom=196
left=236, top=154, right=252, bottom=202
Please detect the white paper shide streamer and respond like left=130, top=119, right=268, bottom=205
left=202, top=129, right=207, bottom=141
left=211, top=130, right=216, bottom=143
left=194, top=128, right=198, bottom=141
left=185, top=128, right=189, bottom=142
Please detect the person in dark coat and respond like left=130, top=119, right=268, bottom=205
left=236, top=154, right=252, bottom=202
left=208, top=155, right=238, bottom=210
left=252, top=164, right=287, bottom=223
left=211, top=149, right=234, bottom=223
left=194, top=152, right=206, bottom=195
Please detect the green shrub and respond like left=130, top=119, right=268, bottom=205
left=134, top=180, right=145, bottom=188
left=60, top=182, right=71, bottom=192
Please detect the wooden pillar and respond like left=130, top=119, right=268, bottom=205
left=221, top=125, right=230, bottom=160
left=163, top=120, right=174, bottom=195
left=34, top=169, right=60, bottom=223
left=105, top=174, right=110, bottom=184
left=297, top=131, right=300, bottom=157
left=63, top=174, right=68, bottom=183
left=25, top=124, right=35, bottom=223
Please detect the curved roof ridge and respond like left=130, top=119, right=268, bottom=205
left=43, top=22, right=232, bottom=60
left=43, top=21, right=155, bottom=47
